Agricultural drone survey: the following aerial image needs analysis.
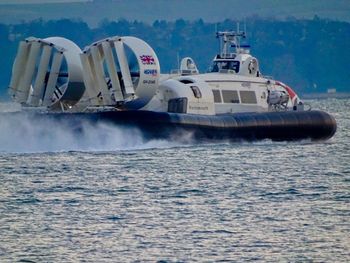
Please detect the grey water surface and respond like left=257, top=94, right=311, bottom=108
left=0, top=99, right=349, bottom=262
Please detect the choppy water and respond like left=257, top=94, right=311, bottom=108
left=0, top=99, right=349, bottom=262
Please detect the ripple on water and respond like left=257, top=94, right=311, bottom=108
left=0, top=99, right=349, bottom=261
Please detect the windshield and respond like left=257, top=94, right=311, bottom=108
left=210, top=60, right=240, bottom=73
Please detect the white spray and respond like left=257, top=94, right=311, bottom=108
left=0, top=108, right=190, bottom=153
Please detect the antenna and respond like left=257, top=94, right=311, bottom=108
left=215, top=23, right=222, bottom=57
left=177, top=51, right=180, bottom=71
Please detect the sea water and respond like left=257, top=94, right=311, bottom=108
left=0, top=99, right=349, bottom=262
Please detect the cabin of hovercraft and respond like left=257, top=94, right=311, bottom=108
left=151, top=30, right=301, bottom=115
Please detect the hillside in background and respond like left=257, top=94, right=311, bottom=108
left=1, top=17, right=349, bottom=98
left=0, top=0, right=350, bottom=27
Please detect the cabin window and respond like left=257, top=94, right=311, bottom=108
left=168, top=98, right=188, bottom=113
left=222, top=90, right=240, bottom=103
left=212, top=89, right=221, bottom=103
left=190, top=86, right=202, bottom=98
left=211, top=61, right=240, bottom=73
left=240, top=90, right=257, bottom=104
left=228, top=61, right=240, bottom=73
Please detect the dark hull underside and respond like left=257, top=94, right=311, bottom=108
left=30, top=109, right=337, bottom=142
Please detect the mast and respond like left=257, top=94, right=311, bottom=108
left=216, top=29, right=247, bottom=58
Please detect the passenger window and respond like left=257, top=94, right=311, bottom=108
left=240, top=90, right=257, bottom=104
left=212, top=89, right=222, bottom=103
left=222, top=90, right=240, bottom=103
left=168, top=98, right=188, bottom=113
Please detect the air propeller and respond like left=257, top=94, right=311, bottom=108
left=8, top=37, right=85, bottom=110
left=80, top=36, right=160, bottom=109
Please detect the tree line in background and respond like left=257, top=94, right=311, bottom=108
left=1, top=16, right=349, bottom=98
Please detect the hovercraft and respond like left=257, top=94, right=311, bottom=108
left=6, top=31, right=336, bottom=141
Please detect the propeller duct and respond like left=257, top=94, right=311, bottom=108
left=8, top=37, right=85, bottom=110
left=80, top=36, right=160, bottom=108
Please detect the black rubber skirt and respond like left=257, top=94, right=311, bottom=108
left=42, top=110, right=336, bottom=141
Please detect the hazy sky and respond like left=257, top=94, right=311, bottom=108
left=0, top=0, right=91, bottom=4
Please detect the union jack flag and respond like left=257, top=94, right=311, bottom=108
left=140, top=55, right=155, bottom=65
